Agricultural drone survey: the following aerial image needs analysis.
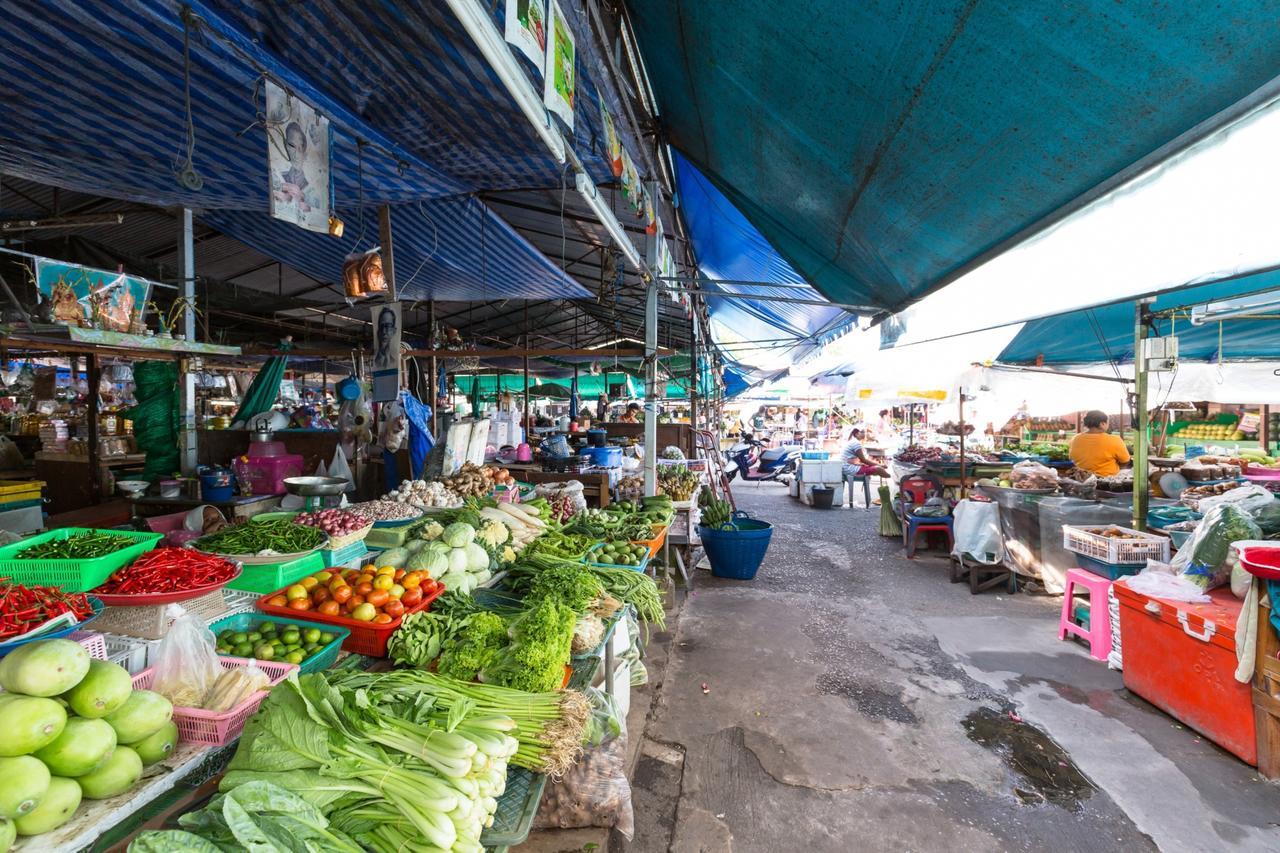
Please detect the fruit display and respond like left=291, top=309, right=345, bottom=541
left=263, top=564, right=440, bottom=623
left=0, top=638, right=172, bottom=840
left=374, top=519, right=493, bottom=595
left=895, top=444, right=945, bottom=464
left=587, top=541, right=650, bottom=568
left=1174, top=418, right=1243, bottom=441
left=1027, top=417, right=1074, bottom=433
left=215, top=619, right=339, bottom=666
left=657, top=464, right=700, bottom=500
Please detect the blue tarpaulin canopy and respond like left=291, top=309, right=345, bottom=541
left=0, top=0, right=640, bottom=301
left=674, top=152, right=855, bottom=378
left=628, top=1, right=1280, bottom=314
left=999, top=270, right=1280, bottom=365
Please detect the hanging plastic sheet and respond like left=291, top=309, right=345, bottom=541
left=401, top=391, right=434, bottom=480
left=231, top=357, right=287, bottom=426
left=569, top=374, right=580, bottom=419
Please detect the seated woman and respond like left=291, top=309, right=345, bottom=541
left=1068, top=410, right=1131, bottom=476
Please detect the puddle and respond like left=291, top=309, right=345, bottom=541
left=962, top=706, right=1095, bottom=810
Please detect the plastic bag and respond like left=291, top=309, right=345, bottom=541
left=1121, top=565, right=1212, bottom=603
left=620, top=609, right=647, bottom=686
left=951, top=499, right=1002, bottom=564
left=582, top=685, right=625, bottom=747
left=1009, top=460, right=1058, bottom=490
left=911, top=495, right=949, bottom=518
left=150, top=607, right=221, bottom=707
left=1195, top=483, right=1275, bottom=517
left=532, top=736, right=634, bottom=839
left=1171, top=503, right=1261, bottom=590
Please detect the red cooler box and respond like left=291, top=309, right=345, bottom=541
left=1114, top=581, right=1256, bottom=765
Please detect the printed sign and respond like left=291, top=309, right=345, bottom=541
left=599, top=95, right=623, bottom=177
left=370, top=302, right=402, bottom=402
left=266, top=81, right=331, bottom=233
left=35, top=259, right=151, bottom=331
left=505, top=0, right=547, bottom=69
left=542, top=0, right=575, bottom=128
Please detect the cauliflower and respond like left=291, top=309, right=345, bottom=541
left=500, top=545, right=517, bottom=564
left=477, top=518, right=509, bottom=548
left=418, top=520, right=444, bottom=541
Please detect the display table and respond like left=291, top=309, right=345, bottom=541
left=130, top=493, right=282, bottom=522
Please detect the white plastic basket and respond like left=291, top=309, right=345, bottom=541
left=100, top=632, right=161, bottom=674
left=1062, top=525, right=1170, bottom=565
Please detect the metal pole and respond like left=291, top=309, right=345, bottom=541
left=1133, top=299, right=1152, bottom=531
left=86, top=354, right=101, bottom=505
left=958, top=391, right=966, bottom=498
left=689, top=305, right=698, bottom=432
left=643, top=181, right=660, bottom=497
left=177, top=208, right=197, bottom=475
left=428, top=300, right=438, bottom=439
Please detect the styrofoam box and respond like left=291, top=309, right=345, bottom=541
left=0, top=505, right=42, bottom=535
left=799, top=458, right=843, bottom=483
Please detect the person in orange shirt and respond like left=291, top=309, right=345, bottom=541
left=1069, top=410, right=1131, bottom=476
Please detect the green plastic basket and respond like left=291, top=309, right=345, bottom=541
left=363, top=520, right=417, bottom=550
left=225, top=551, right=326, bottom=594
left=207, top=612, right=349, bottom=674
left=0, top=528, right=163, bottom=592
left=481, top=767, right=547, bottom=848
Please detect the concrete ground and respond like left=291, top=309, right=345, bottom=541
left=614, top=483, right=1280, bottom=852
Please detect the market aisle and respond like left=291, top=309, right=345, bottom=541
left=624, top=483, right=1280, bottom=853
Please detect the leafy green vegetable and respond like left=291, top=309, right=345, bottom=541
left=437, top=611, right=507, bottom=681
left=482, top=598, right=576, bottom=693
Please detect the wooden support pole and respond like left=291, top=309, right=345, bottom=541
left=86, top=354, right=101, bottom=505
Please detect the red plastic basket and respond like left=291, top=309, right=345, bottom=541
left=90, top=558, right=242, bottom=606
left=131, top=655, right=297, bottom=747
left=1240, top=545, right=1280, bottom=581
left=253, top=583, right=445, bottom=657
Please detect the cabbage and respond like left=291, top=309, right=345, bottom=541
left=464, top=542, right=490, bottom=572
left=407, top=549, right=448, bottom=575
left=442, top=522, right=476, bottom=548
left=448, top=547, right=470, bottom=573
left=426, top=541, right=450, bottom=555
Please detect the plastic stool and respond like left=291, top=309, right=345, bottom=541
left=1058, top=568, right=1112, bottom=661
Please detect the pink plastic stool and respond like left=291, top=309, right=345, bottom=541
left=1058, top=568, right=1112, bottom=661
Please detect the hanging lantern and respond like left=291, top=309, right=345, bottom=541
left=341, top=248, right=387, bottom=297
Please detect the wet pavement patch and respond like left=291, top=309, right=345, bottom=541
left=816, top=671, right=919, bottom=724
left=962, top=706, right=1096, bottom=810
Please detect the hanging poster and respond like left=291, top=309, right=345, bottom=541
left=265, top=80, right=331, bottom=233
left=644, top=191, right=657, bottom=235
left=370, top=302, right=402, bottom=402
left=599, top=95, right=623, bottom=177
left=505, top=0, right=547, bottom=69
left=620, top=148, right=638, bottom=205
left=35, top=258, right=151, bottom=332
left=542, top=0, right=575, bottom=129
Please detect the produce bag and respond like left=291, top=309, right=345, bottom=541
left=951, top=499, right=1002, bottom=564
left=532, top=735, right=635, bottom=839
left=620, top=609, right=648, bottom=686
left=1009, top=460, right=1058, bottom=490
left=1171, top=503, right=1261, bottom=590
left=582, top=685, right=626, bottom=747
left=150, top=607, right=222, bottom=707
left=1194, top=483, right=1275, bottom=517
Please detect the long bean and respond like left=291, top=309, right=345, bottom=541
left=194, top=519, right=324, bottom=554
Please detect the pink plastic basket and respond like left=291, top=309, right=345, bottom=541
left=71, top=630, right=108, bottom=661
left=130, top=655, right=297, bottom=746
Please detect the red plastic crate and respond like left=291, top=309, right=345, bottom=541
left=131, top=655, right=297, bottom=747
left=1114, top=581, right=1255, bottom=764
left=253, top=583, right=444, bottom=657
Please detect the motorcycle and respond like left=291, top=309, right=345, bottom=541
left=723, top=433, right=802, bottom=483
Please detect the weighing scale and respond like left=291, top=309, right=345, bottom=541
left=283, top=476, right=347, bottom=512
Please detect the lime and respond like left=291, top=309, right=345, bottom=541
left=303, top=628, right=321, bottom=645
left=254, top=644, right=275, bottom=661
left=285, top=644, right=301, bottom=654
left=231, top=632, right=248, bottom=645
left=233, top=642, right=253, bottom=657
left=246, top=632, right=262, bottom=644
left=319, top=633, right=335, bottom=644
left=281, top=630, right=300, bottom=646
left=285, top=651, right=305, bottom=665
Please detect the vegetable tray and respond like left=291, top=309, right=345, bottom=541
left=363, top=520, right=418, bottom=550
left=0, top=528, right=163, bottom=592
left=132, top=655, right=298, bottom=747
left=93, top=588, right=228, bottom=640
left=193, top=542, right=325, bottom=566
left=226, top=551, right=325, bottom=594
left=320, top=522, right=373, bottom=550
left=583, top=543, right=651, bottom=574
left=208, top=612, right=350, bottom=674
left=480, top=767, right=546, bottom=848
left=0, top=597, right=103, bottom=654
left=254, top=582, right=445, bottom=657
left=249, top=511, right=298, bottom=524
left=632, top=523, right=668, bottom=558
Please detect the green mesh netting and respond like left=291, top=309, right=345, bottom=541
left=123, top=361, right=179, bottom=481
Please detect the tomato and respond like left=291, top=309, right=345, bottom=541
left=402, top=572, right=422, bottom=589
left=393, top=569, right=406, bottom=582
left=312, top=586, right=330, bottom=604
left=285, top=584, right=308, bottom=601
left=366, top=589, right=390, bottom=607
left=318, top=600, right=341, bottom=616
left=401, top=587, right=423, bottom=607
left=287, top=598, right=311, bottom=611
left=352, top=603, right=377, bottom=622
left=343, top=569, right=360, bottom=581
left=360, top=564, right=377, bottom=574
left=389, top=584, right=405, bottom=599
left=312, top=570, right=332, bottom=583
left=357, top=573, right=374, bottom=585
left=421, top=579, right=439, bottom=594
left=266, top=594, right=288, bottom=607
left=384, top=599, right=405, bottom=618
left=299, top=576, right=319, bottom=591
left=355, top=581, right=374, bottom=596
left=373, top=575, right=394, bottom=591
left=372, top=613, right=393, bottom=625
left=331, top=585, right=353, bottom=604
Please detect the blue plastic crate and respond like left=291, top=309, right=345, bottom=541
left=1074, top=553, right=1142, bottom=581
left=207, top=612, right=349, bottom=674
left=801, top=450, right=829, bottom=460
left=583, top=543, right=650, bottom=573
left=322, top=540, right=368, bottom=568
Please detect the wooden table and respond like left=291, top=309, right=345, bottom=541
left=505, top=465, right=611, bottom=507
left=130, top=494, right=282, bottom=522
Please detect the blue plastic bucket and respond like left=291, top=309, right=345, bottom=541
left=699, top=517, right=773, bottom=580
